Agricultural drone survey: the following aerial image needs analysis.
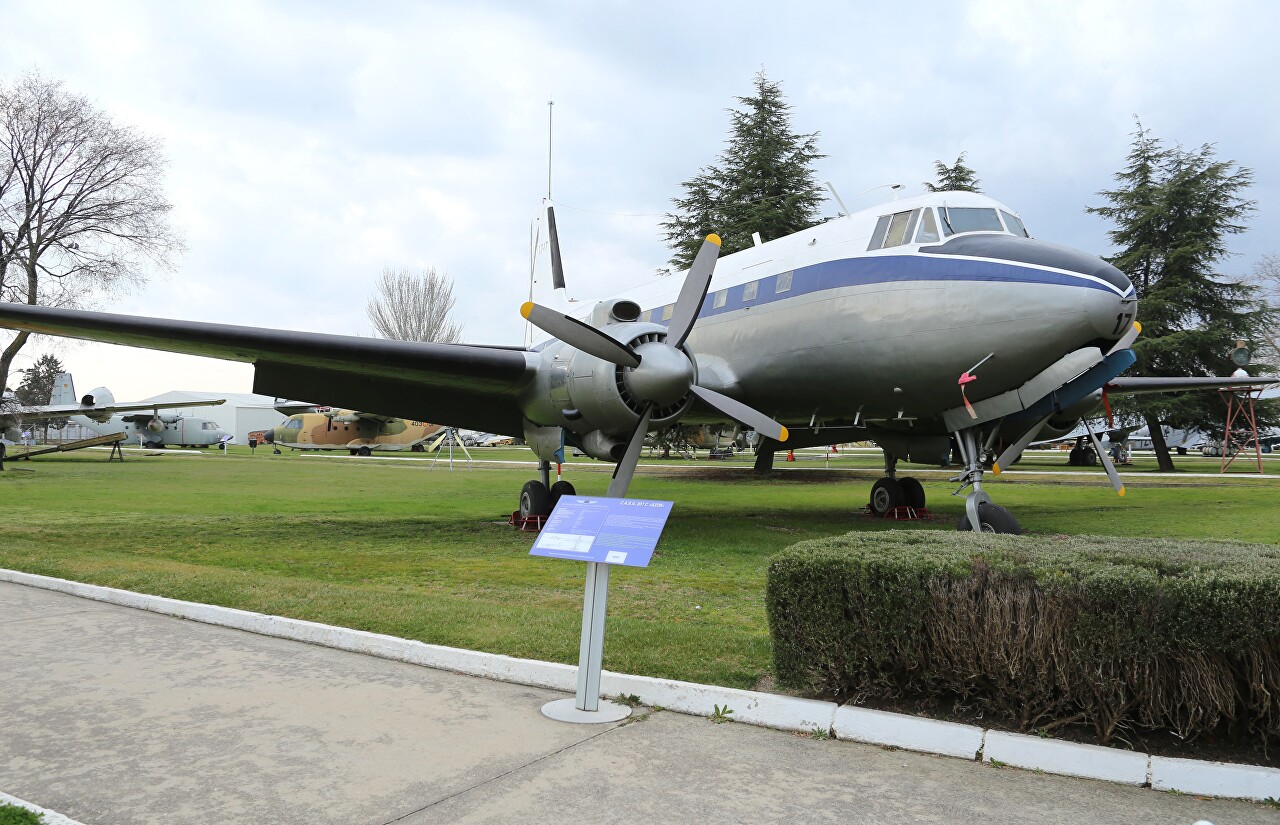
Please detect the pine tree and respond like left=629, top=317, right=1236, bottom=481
left=925, top=153, right=982, bottom=193
left=1088, top=121, right=1277, bottom=471
left=662, top=71, right=824, bottom=271
left=16, top=352, right=66, bottom=441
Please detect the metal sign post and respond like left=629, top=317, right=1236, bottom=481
left=530, top=496, right=673, bottom=723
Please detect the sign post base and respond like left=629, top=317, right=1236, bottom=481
left=540, top=697, right=631, bottom=724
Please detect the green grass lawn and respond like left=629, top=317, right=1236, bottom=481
left=2, top=447, right=1277, bottom=690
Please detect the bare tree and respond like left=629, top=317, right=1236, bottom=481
left=1250, top=253, right=1280, bottom=357
left=0, top=71, right=182, bottom=396
left=366, top=267, right=463, bottom=343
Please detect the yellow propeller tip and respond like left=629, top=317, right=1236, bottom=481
left=1118, top=487, right=1126, bottom=497
left=520, top=301, right=534, bottom=319
left=1133, top=321, right=1142, bottom=333
left=706, top=233, right=722, bottom=247
left=778, top=426, right=789, bottom=442
left=992, top=463, right=1002, bottom=474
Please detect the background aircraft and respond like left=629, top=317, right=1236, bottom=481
left=259, top=408, right=441, bottom=456
left=2, top=192, right=1275, bottom=532
left=2, top=372, right=225, bottom=449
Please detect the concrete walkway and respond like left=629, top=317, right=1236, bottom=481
left=1, top=581, right=1271, bottom=824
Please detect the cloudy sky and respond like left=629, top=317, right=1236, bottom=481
left=2, top=0, right=1277, bottom=401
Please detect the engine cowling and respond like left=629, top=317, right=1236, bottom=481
left=521, top=319, right=696, bottom=459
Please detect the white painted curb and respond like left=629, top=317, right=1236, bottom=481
left=1151, top=755, right=1280, bottom=799
left=983, top=730, right=1149, bottom=786
left=6, top=569, right=1279, bottom=802
left=0, top=790, right=88, bottom=825
left=834, top=705, right=984, bottom=760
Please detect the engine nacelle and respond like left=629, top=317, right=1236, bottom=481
left=520, top=318, right=695, bottom=456
left=145, top=416, right=165, bottom=432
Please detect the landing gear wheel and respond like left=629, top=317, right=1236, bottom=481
left=899, top=477, right=926, bottom=509
left=357, top=446, right=373, bottom=457
left=956, top=503, right=1021, bottom=535
left=1084, top=449, right=1097, bottom=466
left=1067, top=447, right=1082, bottom=466
left=549, top=480, right=576, bottom=512
left=869, top=477, right=905, bottom=517
left=520, top=480, right=552, bottom=519
left=411, top=443, right=425, bottom=452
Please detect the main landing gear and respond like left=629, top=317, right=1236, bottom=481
left=868, top=452, right=928, bottom=516
left=950, top=427, right=1021, bottom=534
left=518, top=459, right=576, bottom=520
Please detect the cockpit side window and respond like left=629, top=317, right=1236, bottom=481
left=914, top=208, right=940, bottom=243
left=1001, top=210, right=1030, bottom=237
left=867, top=215, right=891, bottom=251
left=883, top=210, right=913, bottom=247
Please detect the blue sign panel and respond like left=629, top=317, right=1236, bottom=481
left=529, top=496, right=673, bottom=568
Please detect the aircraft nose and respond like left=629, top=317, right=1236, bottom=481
left=260, top=429, right=274, bottom=444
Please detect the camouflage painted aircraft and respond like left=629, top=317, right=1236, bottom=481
left=259, top=408, right=441, bottom=456
left=2, top=191, right=1277, bottom=532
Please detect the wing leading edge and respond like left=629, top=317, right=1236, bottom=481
left=1106, top=375, right=1280, bottom=395
left=0, top=303, right=538, bottom=436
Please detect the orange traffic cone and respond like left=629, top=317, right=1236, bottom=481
left=787, top=450, right=795, bottom=462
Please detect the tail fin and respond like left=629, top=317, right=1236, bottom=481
left=49, top=373, right=77, bottom=405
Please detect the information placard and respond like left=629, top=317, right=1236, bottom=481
left=529, top=496, right=673, bottom=568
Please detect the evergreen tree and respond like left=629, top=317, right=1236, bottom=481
left=1088, top=121, right=1277, bottom=471
left=662, top=71, right=824, bottom=270
left=925, top=153, right=982, bottom=193
left=16, top=352, right=66, bottom=441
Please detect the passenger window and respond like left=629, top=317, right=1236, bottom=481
left=775, top=271, right=793, bottom=293
left=915, top=209, right=940, bottom=243
left=743, top=281, right=758, bottom=302
left=661, top=304, right=673, bottom=321
left=713, top=289, right=727, bottom=309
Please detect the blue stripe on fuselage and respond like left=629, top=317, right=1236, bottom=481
left=530, top=253, right=1120, bottom=350
left=676, top=253, right=1122, bottom=325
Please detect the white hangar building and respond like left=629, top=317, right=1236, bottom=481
left=139, top=390, right=288, bottom=444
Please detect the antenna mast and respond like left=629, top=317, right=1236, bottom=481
left=546, top=98, right=554, bottom=201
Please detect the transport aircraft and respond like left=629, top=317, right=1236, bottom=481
left=1, top=372, right=225, bottom=449
left=1, top=190, right=1275, bottom=532
left=259, top=407, right=441, bottom=455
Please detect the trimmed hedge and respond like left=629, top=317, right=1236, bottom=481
left=766, top=530, right=1280, bottom=745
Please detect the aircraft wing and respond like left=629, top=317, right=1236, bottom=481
left=12, top=398, right=226, bottom=422
left=1105, top=375, right=1280, bottom=395
left=0, top=303, right=538, bottom=436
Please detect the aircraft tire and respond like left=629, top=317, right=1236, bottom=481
left=869, top=477, right=905, bottom=517
left=357, top=446, right=373, bottom=457
left=549, top=480, right=576, bottom=512
left=1084, top=450, right=1097, bottom=466
left=899, top=477, right=926, bottom=510
left=956, top=503, right=1022, bottom=535
left=520, top=480, right=552, bottom=519
left=411, top=444, right=425, bottom=452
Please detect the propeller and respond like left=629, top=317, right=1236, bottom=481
left=992, top=413, right=1053, bottom=474
left=1107, top=320, right=1141, bottom=356
left=1082, top=417, right=1125, bottom=497
left=522, top=230, right=789, bottom=497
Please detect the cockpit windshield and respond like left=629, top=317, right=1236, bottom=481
left=868, top=205, right=1032, bottom=251
left=201, top=421, right=220, bottom=430
left=939, top=207, right=1003, bottom=235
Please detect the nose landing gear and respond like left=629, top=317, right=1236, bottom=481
left=951, top=427, right=1021, bottom=534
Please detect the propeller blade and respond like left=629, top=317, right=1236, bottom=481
left=521, top=302, right=641, bottom=368
left=606, top=404, right=652, bottom=498
left=546, top=204, right=566, bottom=291
left=1083, top=418, right=1125, bottom=497
left=690, top=384, right=788, bottom=443
left=992, top=413, right=1053, bottom=474
left=1107, top=320, right=1141, bottom=356
left=667, top=234, right=721, bottom=349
